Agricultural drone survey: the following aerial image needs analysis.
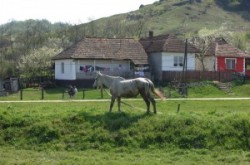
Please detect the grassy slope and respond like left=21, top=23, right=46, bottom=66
left=94, top=0, right=250, bottom=36
left=0, top=100, right=250, bottom=164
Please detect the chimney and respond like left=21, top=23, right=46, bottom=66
left=149, top=31, right=153, bottom=39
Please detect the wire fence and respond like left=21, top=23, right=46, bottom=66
left=0, top=88, right=111, bottom=101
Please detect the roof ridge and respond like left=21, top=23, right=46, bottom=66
left=84, top=37, right=136, bottom=40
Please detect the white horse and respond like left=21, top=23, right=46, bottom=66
left=93, top=72, right=164, bottom=114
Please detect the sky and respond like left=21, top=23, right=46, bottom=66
left=0, top=0, right=158, bottom=25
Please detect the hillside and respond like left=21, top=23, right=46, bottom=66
left=85, top=0, right=250, bottom=37
left=0, top=0, right=250, bottom=79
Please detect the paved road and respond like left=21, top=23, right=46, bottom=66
left=0, top=97, right=250, bottom=103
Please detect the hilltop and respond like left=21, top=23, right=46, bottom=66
left=81, top=0, right=250, bottom=37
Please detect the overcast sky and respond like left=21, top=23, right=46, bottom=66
left=0, top=0, right=158, bottom=25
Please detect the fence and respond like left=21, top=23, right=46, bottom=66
left=162, top=71, right=237, bottom=82
left=16, top=88, right=108, bottom=100
left=20, top=76, right=55, bottom=88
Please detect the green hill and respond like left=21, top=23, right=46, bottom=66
left=0, top=0, right=250, bottom=78
left=79, top=0, right=250, bottom=37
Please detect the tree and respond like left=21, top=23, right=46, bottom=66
left=18, top=45, right=62, bottom=79
left=190, top=36, right=215, bottom=71
left=232, top=32, right=246, bottom=50
left=190, top=26, right=233, bottom=71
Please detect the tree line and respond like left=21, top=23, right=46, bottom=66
left=0, top=15, right=249, bottom=80
left=0, top=18, right=148, bottom=80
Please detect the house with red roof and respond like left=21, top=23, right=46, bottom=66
left=196, top=38, right=250, bottom=77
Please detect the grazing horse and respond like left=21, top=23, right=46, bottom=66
left=93, top=72, right=164, bottom=114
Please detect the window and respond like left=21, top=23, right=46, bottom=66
left=61, top=62, right=65, bottom=73
left=174, top=56, right=184, bottom=67
left=226, top=58, right=236, bottom=70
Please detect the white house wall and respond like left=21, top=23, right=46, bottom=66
left=55, top=59, right=76, bottom=80
left=55, top=59, right=131, bottom=80
left=76, top=59, right=131, bottom=79
left=76, top=60, right=130, bottom=72
left=162, top=52, right=195, bottom=71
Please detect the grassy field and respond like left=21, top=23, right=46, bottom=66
left=0, top=82, right=250, bottom=164
left=0, top=99, right=250, bottom=164
left=1, top=81, right=250, bottom=101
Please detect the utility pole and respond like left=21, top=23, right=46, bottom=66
left=179, top=39, right=188, bottom=96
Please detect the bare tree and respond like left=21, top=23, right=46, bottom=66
left=190, top=25, right=235, bottom=71
left=190, top=36, right=215, bottom=71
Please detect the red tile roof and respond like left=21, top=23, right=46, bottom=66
left=140, top=34, right=199, bottom=53
left=52, top=37, right=148, bottom=65
left=215, top=39, right=250, bottom=57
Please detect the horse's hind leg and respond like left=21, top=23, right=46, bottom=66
left=149, top=96, right=157, bottom=114
left=109, top=96, right=116, bottom=112
left=141, top=93, right=150, bottom=113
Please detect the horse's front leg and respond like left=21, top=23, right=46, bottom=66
left=109, top=96, right=116, bottom=112
left=117, top=97, right=121, bottom=112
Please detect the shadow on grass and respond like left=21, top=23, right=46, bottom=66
left=67, top=111, right=151, bottom=132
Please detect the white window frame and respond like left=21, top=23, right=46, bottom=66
left=225, top=58, right=236, bottom=70
left=174, top=56, right=184, bottom=67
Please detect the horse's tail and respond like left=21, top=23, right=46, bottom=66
left=152, top=88, right=165, bottom=100
left=147, top=81, right=165, bottom=100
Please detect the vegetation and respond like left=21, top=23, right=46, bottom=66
left=0, top=82, right=250, bottom=164
left=0, top=81, right=250, bottom=101
left=0, top=100, right=250, bottom=164
left=0, top=1, right=250, bottom=163
left=0, top=0, right=250, bottom=80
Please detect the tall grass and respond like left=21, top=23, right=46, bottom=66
left=1, top=100, right=250, bottom=164
left=0, top=100, right=250, bottom=151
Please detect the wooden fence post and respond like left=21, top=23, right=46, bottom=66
left=62, top=90, right=65, bottom=99
left=101, top=87, right=103, bottom=99
left=20, top=89, right=23, bottom=100
left=177, top=104, right=180, bottom=113
left=82, top=90, right=85, bottom=99
left=41, top=88, right=44, bottom=100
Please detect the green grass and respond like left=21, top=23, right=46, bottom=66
left=1, top=100, right=250, bottom=164
left=1, top=81, right=250, bottom=101
left=0, top=87, right=111, bottom=100
left=1, top=147, right=250, bottom=165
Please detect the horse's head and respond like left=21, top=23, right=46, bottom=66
left=93, top=71, right=103, bottom=89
